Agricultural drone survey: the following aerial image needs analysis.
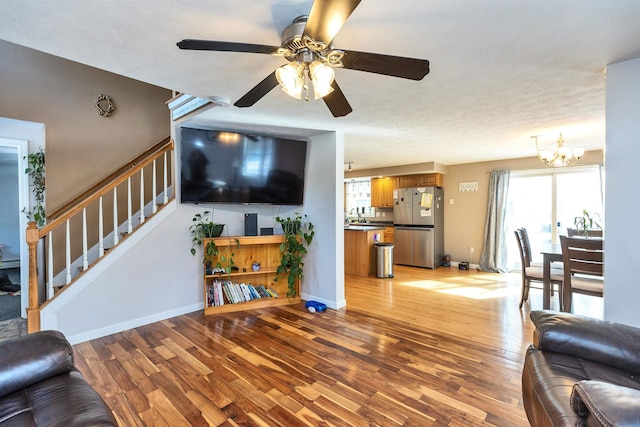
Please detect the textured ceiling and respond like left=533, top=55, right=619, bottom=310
left=1, top=1, right=640, bottom=171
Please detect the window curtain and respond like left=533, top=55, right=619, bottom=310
left=479, top=170, right=510, bottom=273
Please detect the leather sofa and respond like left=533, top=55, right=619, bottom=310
left=522, top=310, right=640, bottom=426
left=0, top=330, right=117, bottom=426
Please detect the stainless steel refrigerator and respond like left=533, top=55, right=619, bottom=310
left=393, top=187, right=444, bottom=268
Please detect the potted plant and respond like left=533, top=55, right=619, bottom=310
left=274, top=214, right=315, bottom=299
left=573, top=209, right=602, bottom=237
left=23, top=148, right=46, bottom=228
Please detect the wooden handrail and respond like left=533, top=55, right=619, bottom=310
left=48, top=136, right=173, bottom=221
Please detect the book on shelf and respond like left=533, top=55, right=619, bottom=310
left=216, top=281, right=224, bottom=306
left=209, top=280, right=279, bottom=306
left=239, top=283, right=251, bottom=301
left=222, top=281, right=233, bottom=303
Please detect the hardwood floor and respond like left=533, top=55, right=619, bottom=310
left=73, top=265, right=603, bottom=426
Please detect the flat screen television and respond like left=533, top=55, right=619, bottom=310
left=180, top=127, right=308, bottom=205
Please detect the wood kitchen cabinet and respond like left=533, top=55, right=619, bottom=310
left=383, top=226, right=394, bottom=243
left=398, top=173, right=444, bottom=188
left=370, top=177, right=398, bottom=207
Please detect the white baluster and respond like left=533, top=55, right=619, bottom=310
left=152, top=159, right=158, bottom=214
left=163, top=152, right=168, bottom=204
left=99, top=196, right=104, bottom=257
left=65, top=219, right=71, bottom=284
left=113, top=187, right=119, bottom=246
left=140, top=168, right=145, bottom=224
left=47, top=231, right=54, bottom=300
left=127, top=177, right=133, bottom=233
left=82, top=208, right=89, bottom=270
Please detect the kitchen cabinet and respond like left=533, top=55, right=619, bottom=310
left=344, top=226, right=385, bottom=276
left=370, top=177, right=398, bottom=207
left=398, top=173, right=444, bottom=188
left=383, top=226, right=394, bottom=243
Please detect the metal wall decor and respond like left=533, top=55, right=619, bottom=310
left=95, top=94, right=115, bottom=117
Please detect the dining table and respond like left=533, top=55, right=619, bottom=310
left=540, top=243, right=562, bottom=310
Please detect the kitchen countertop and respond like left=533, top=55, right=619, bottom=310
left=344, top=225, right=386, bottom=231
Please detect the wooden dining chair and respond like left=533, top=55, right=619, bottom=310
left=560, top=235, right=604, bottom=313
left=514, top=228, right=564, bottom=308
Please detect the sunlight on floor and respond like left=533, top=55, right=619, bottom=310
left=396, top=274, right=520, bottom=300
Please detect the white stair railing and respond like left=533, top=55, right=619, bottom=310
left=27, top=137, right=174, bottom=333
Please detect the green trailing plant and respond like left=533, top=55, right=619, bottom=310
left=274, top=214, right=315, bottom=299
left=189, top=211, right=224, bottom=257
left=573, top=209, right=602, bottom=237
left=189, top=211, right=238, bottom=274
left=23, top=148, right=46, bottom=228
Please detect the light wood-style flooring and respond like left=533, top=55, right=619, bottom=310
left=73, top=265, right=603, bottom=426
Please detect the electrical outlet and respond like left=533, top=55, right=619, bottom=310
left=469, top=247, right=474, bottom=254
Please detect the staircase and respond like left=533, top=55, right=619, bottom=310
left=26, top=137, right=174, bottom=333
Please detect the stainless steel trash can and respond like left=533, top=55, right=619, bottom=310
left=375, top=242, right=394, bottom=278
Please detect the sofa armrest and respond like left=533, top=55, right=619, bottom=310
left=0, top=330, right=75, bottom=398
left=531, top=310, right=640, bottom=373
left=570, top=380, right=640, bottom=427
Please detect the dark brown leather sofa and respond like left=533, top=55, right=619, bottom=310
left=522, top=310, right=640, bottom=426
left=0, top=330, right=117, bottom=426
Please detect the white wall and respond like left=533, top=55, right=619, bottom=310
left=603, top=57, right=640, bottom=327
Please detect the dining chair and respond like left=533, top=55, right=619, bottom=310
left=514, top=228, right=564, bottom=308
left=560, top=235, right=604, bottom=313
left=566, top=228, right=603, bottom=238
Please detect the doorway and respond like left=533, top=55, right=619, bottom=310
left=0, top=117, right=46, bottom=320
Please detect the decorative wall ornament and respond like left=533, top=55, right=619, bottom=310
left=95, top=94, right=115, bottom=117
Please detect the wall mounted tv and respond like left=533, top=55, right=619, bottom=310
left=180, top=127, right=308, bottom=205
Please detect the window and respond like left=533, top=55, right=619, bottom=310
left=506, top=165, right=604, bottom=269
left=345, top=180, right=373, bottom=217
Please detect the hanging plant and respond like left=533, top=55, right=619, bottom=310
left=23, top=148, right=46, bottom=228
left=274, top=214, right=315, bottom=299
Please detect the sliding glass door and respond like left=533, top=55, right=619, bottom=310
left=506, top=165, right=603, bottom=270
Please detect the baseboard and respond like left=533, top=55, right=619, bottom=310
left=300, top=292, right=347, bottom=310
left=450, top=261, right=480, bottom=270
left=64, top=303, right=202, bottom=345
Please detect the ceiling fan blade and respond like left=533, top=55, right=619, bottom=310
left=177, top=39, right=279, bottom=55
left=303, top=0, right=361, bottom=44
left=323, top=79, right=352, bottom=117
left=341, top=50, right=430, bottom=80
left=234, top=71, right=279, bottom=108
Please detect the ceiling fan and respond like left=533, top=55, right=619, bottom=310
left=177, top=0, right=430, bottom=117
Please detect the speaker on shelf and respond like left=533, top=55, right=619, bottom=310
left=260, top=227, right=274, bottom=236
left=244, top=213, right=258, bottom=236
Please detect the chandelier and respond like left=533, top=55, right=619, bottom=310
left=532, top=133, right=584, bottom=167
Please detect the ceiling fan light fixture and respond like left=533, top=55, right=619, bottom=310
left=276, top=63, right=304, bottom=99
left=309, top=60, right=335, bottom=99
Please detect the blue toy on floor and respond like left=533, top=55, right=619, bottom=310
left=305, top=300, right=327, bottom=313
